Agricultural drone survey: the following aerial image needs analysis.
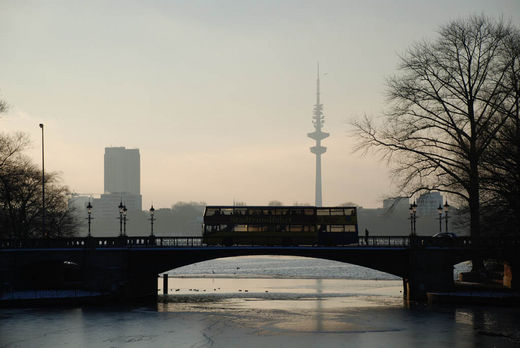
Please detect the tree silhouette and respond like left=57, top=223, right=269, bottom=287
left=353, top=16, right=520, bottom=262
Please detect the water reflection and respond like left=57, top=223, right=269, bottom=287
left=316, top=279, right=323, bottom=332
left=2, top=278, right=519, bottom=347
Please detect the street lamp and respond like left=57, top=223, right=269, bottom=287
left=443, top=200, right=450, bottom=233
left=118, top=201, right=124, bottom=236
left=437, top=204, right=443, bottom=233
left=149, top=205, right=155, bottom=237
left=87, top=201, right=93, bottom=237
left=123, top=205, right=128, bottom=236
left=409, top=201, right=417, bottom=236
left=39, top=123, right=45, bottom=237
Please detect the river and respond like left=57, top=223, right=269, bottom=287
left=1, top=256, right=519, bottom=347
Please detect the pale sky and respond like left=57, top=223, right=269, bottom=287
left=1, top=1, right=519, bottom=209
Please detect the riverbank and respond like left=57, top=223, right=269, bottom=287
left=427, top=281, right=520, bottom=305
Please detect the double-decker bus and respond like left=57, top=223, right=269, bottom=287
left=202, top=206, right=358, bottom=246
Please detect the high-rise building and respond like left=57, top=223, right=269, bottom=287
left=307, top=63, right=329, bottom=207
left=100, top=147, right=142, bottom=214
left=104, top=147, right=140, bottom=195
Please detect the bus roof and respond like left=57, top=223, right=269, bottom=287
left=204, top=206, right=357, bottom=209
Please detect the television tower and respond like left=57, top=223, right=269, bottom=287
left=307, top=63, right=329, bottom=207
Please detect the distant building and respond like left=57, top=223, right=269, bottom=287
left=104, top=147, right=140, bottom=196
left=102, top=147, right=142, bottom=211
left=357, top=194, right=467, bottom=236
left=92, top=192, right=142, bottom=221
left=69, top=147, right=144, bottom=236
left=382, top=197, right=409, bottom=212
left=416, top=192, right=443, bottom=216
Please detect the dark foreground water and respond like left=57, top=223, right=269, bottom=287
left=1, top=256, right=519, bottom=347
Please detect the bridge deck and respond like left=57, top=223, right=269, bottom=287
left=0, top=235, right=501, bottom=250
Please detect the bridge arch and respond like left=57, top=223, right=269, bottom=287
left=162, top=254, right=400, bottom=280
left=140, top=247, right=411, bottom=279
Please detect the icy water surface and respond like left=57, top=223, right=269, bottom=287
left=1, top=256, right=518, bottom=347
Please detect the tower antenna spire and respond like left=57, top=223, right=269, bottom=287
left=307, top=63, right=329, bottom=207
left=317, top=62, right=320, bottom=105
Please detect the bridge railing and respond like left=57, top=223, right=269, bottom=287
left=0, top=236, right=203, bottom=249
left=1, top=236, right=518, bottom=249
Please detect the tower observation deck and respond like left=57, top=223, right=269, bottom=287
left=307, top=64, right=329, bottom=207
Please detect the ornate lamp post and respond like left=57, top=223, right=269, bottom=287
left=87, top=201, right=93, bottom=237
left=409, top=201, right=417, bottom=236
left=149, top=205, right=155, bottom=237
left=118, top=201, right=124, bottom=237
left=437, top=204, right=443, bottom=233
left=443, top=200, right=450, bottom=233
left=123, top=205, right=128, bottom=236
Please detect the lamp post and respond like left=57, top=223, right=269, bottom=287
left=39, top=123, right=45, bottom=237
left=118, top=201, right=124, bottom=236
left=444, top=200, right=450, bottom=233
left=123, top=205, right=127, bottom=236
left=409, top=201, right=417, bottom=236
left=149, top=205, right=155, bottom=237
left=437, top=204, right=443, bottom=233
left=87, top=201, right=93, bottom=237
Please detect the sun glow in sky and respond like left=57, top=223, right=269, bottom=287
left=1, top=1, right=519, bottom=209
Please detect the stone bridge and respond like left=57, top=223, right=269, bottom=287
left=0, top=236, right=517, bottom=302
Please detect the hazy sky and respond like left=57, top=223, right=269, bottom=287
left=1, top=1, right=519, bottom=209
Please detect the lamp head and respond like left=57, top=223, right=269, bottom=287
left=39, top=123, right=44, bottom=129
left=443, top=200, right=450, bottom=212
left=87, top=201, right=92, bottom=213
left=150, top=205, right=155, bottom=215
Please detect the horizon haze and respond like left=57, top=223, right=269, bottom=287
left=1, top=1, right=519, bottom=209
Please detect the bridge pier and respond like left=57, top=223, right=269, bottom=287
left=403, top=249, right=454, bottom=301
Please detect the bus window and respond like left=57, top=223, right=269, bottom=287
left=234, top=224, right=247, bottom=232
left=345, top=225, right=356, bottom=232
left=275, top=209, right=289, bottom=215
left=205, top=208, right=218, bottom=216
left=317, top=208, right=330, bottom=216
left=331, top=209, right=344, bottom=216
left=234, top=208, right=247, bottom=215
left=344, top=208, right=355, bottom=215
left=304, top=208, right=314, bottom=216
left=329, top=225, right=346, bottom=232
left=289, top=225, right=305, bottom=232
left=290, top=209, right=304, bottom=216
left=221, top=209, right=233, bottom=216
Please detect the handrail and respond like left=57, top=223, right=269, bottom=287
left=1, top=235, right=518, bottom=250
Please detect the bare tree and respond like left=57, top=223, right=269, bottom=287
left=0, top=133, right=79, bottom=238
left=353, top=16, right=518, bottom=248
left=0, top=132, right=30, bottom=170
left=480, top=28, right=520, bottom=236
